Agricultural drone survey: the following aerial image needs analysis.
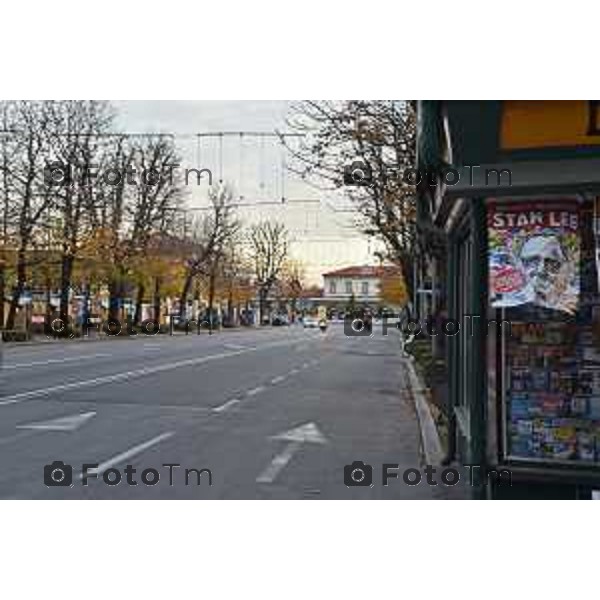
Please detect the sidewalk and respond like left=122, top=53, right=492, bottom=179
left=399, top=354, right=470, bottom=499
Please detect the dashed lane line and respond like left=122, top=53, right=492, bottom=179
left=78, top=432, right=175, bottom=480
left=0, top=339, right=302, bottom=407
left=1, top=353, right=113, bottom=370
left=246, top=386, right=265, bottom=397
left=212, top=398, right=241, bottom=413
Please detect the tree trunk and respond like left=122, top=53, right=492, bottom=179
left=5, top=246, right=27, bottom=331
left=179, top=270, right=193, bottom=320
left=108, top=278, right=122, bottom=324
left=81, top=282, right=91, bottom=333
left=227, top=288, right=234, bottom=326
left=153, top=277, right=162, bottom=324
left=207, top=269, right=216, bottom=332
left=134, top=282, right=145, bottom=326
left=0, top=260, right=5, bottom=330
left=59, top=253, right=75, bottom=321
left=259, top=287, right=268, bottom=326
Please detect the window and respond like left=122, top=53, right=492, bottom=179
left=345, top=280, right=353, bottom=294
left=329, top=280, right=337, bottom=294
left=361, top=281, right=369, bottom=296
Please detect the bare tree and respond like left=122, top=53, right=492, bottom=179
left=178, top=183, right=239, bottom=320
left=127, top=136, right=185, bottom=325
left=249, top=221, right=288, bottom=325
left=280, top=259, right=305, bottom=321
left=284, top=100, right=417, bottom=295
left=44, top=100, right=115, bottom=321
left=99, top=135, right=184, bottom=323
left=0, top=101, right=55, bottom=331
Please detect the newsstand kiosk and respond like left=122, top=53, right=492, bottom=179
left=419, top=101, right=600, bottom=498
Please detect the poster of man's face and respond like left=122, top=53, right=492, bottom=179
left=519, top=235, right=574, bottom=307
left=488, top=204, right=580, bottom=314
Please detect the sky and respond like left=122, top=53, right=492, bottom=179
left=113, top=101, right=381, bottom=285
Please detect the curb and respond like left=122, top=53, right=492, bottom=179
left=403, top=356, right=445, bottom=467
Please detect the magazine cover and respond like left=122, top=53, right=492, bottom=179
left=488, top=203, right=580, bottom=314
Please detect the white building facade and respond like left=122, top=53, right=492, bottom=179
left=321, top=265, right=401, bottom=308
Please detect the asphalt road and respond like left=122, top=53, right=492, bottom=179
left=0, top=324, right=456, bottom=499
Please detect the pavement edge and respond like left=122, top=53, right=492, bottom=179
left=403, top=356, right=444, bottom=467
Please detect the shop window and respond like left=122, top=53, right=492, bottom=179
left=490, top=198, right=600, bottom=468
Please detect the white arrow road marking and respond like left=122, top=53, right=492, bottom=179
left=78, top=432, right=174, bottom=480
left=16, top=411, right=96, bottom=431
left=212, top=398, right=240, bottom=413
left=273, top=422, right=328, bottom=444
left=256, top=422, right=328, bottom=484
left=256, top=441, right=302, bottom=484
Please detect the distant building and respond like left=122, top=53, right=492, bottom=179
left=321, top=265, right=402, bottom=310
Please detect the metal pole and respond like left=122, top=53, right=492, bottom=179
left=469, top=198, right=488, bottom=499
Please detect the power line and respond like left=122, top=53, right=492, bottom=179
left=196, top=131, right=304, bottom=138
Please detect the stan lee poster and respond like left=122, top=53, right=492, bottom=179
left=488, top=202, right=580, bottom=314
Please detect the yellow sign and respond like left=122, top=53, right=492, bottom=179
left=500, top=100, right=600, bottom=150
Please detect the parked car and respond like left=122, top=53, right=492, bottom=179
left=303, top=316, right=319, bottom=328
left=272, top=315, right=289, bottom=326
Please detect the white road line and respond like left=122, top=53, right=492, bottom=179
left=0, top=340, right=295, bottom=406
left=1, top=353, right=112, bottom=370
left=301, top=362, right=309, bottom=369
left=270, top=375, right=285, bottom=384
left=246, top=386, right=265, bottom=397
left=78, top=432, right=174, bottom=480
left=256, top=441, right=302, bottom=484
left=212, top=398, right=240, bottom=413
left=17, top=411, right=96, bottom=431
left=288, top=368, right=299, bottom=375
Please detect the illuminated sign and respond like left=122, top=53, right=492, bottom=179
left=500, top=100, right=600, bottom=150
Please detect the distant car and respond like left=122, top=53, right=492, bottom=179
left=303, top=316, right=319, bottom=328
left=272, top=315, right=289, bottom=326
